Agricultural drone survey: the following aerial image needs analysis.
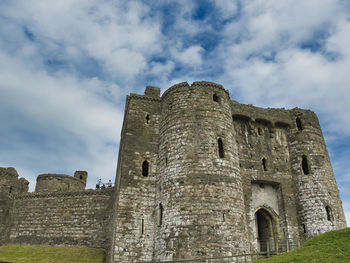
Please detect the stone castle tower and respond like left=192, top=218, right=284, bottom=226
left=0, top=81, right=347, bottom=263
left=108, top=81, right=346, bottom=262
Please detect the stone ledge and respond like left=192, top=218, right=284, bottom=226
left=13, top=188, right=114, bottom=200
left=161, top=81, right=230, bottom=101
left=129, top=93, right=161, bottom=102
left=161, top=82, right=190, bottom=99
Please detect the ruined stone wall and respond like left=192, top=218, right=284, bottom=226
left=0, top=193, right=12, bottom=245
left=0, top=167, right=29, bottom=195
left=0, top=167, right=29, bottom=245
left=8, top=189, right=113, bottom=248
left=109, top=87, right=161, bottom=263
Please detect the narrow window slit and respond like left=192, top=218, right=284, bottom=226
left=142, top=160, right=149, bottom=177
left=141, top=218, right=144, bottom=235
left=213, top=93, right=219, bottom=102
left=218, top=138, right=225, bottom=158
left=159, top=204, right=163, bottom=226
left=262, top=158, right=267, bottom=171
left=296, top=117, right=303, bottom=131
left=302, top=224, right=307, bottom=233
left=258, top=127, right=262, bottom=135
left=145, top=114, right=150, bottom=124
left=326, top=206, right=333, bottom=221
left=301, top=155, right=309, bottom=175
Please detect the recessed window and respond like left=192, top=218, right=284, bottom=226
left=213, top=93, right=219, bottom=102
left=9, top=186, right=13, bottom=194
left=142, top=160, right=149, bottom=177
left=302, top=224, right=307, bottom=233
left=218, top=138, right=225, bottom=158
left=145, top=114, right=150, bottom=124
left=262, top=158, right=267, bottom=171
left=301, top=155, right=309, bottom=175
left=326, top=206, right=333, bottom=221
left=232, top=114, right=251, bottom=122
left=296, top=117, right=303, bottom=131
left=258, top=127, right=262, bottom=135
left=79, top=175, right=83, bottom=180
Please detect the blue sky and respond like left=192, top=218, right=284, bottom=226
left=0, top=0, right=349, bottom=225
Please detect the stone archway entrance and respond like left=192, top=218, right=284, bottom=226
left=255, top=208, right=277, bottom=252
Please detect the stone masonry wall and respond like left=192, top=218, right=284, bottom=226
left=108, top=81, right=346, bottom=263
left=0, top=167, right=29, bottom=195
left=0, top=193, right=12, bottom=245
left=230, top=105, right=301, bottom=252
left=287, top=109, right=347, bottom=241
left=109, top=88, right=161, bottom=263
left=154, top=82, right=249, bottom=261
left=35, top=173, right=86, bottom=193
left=8, top=189, right=113, bottom=248
left=0, top=167, right=29, bottom=245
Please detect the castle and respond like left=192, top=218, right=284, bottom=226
left=0, top=81, right=347, bottom=263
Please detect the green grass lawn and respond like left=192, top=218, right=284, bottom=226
left=0, top=229, right=349, bottom=263
left=258, top=227, right=350, bottom=263
left=0, top=245, right=105, bottom=263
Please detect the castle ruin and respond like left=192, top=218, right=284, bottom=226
left=0, top=81, right=347, bottom=262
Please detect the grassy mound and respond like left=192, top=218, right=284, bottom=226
left=0, top=245, right=105, bottom=263
left=258, top=228, right=350, bottom=263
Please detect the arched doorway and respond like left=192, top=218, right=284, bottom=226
left=255, top=208, right=277, bottom=252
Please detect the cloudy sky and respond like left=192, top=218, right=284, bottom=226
left=0, top=0, right=349, bottom=225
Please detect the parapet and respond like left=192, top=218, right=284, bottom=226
left=144, top=86, right=160, bottom=98
left=35, top=170, right=88, bottom=193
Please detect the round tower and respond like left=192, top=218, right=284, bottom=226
left=154, top=81, right=249, bottom=260
left=35, top=172, right=86, bottom=193
left=287, top=109, right=347, bottom=241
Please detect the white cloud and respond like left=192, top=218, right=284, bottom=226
left=2, top=0, right=163, bottom=80
left=220, top=0, right=340, bottom=61
left=213, top=1, right=238, bottom=19
left=171, top=45, right=204, bottom=68
left=217, top=0, right=350, bottom=131
left=0, top=45, right=123, bottom=191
